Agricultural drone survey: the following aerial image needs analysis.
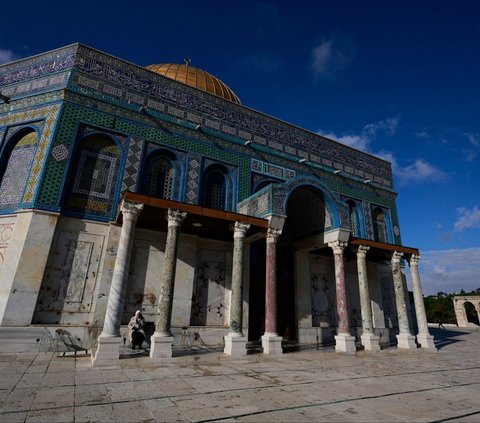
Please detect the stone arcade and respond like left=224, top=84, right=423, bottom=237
left=0, top=44, right=435, bottom=364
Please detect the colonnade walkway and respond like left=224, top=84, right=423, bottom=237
left=1, top=328, right=479, bottom=422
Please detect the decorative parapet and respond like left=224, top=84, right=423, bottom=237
left=1, top=43, right=393, bottom=189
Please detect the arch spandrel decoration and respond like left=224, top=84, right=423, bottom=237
left=238, top=176, right=348, bottom=232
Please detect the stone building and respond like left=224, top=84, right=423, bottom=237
left=453, top=296, right=480, bottom=327
left=0, top=44, right=435, bottom=364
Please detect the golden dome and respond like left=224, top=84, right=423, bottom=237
left=146, top=63, right=241, bottom=104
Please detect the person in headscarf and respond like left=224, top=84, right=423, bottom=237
left=128, top=310, right=145, bottom=349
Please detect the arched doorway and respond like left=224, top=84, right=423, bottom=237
left=278, top=186, right=329, bottom=341
left=464, top=301, right=480, bottom=325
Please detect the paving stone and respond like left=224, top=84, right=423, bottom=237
left=75, top=384, right=111, bottom=405
left=0, top=411, right=29, bottom=422
left=26, top=406, right=74, bottom=422
left=75, top=403, right=116, bottom=422
left=144, top=399, right=188, bottom=422
left=1, top=387, right=38, bottom=412
left=0, top=373, right=22, bottom=390
left=113, top=400, right=155, bottom=422
left=16, top=373, right=44, bottom=389
left=30, top=386, right=74, bottom=410
left=0, top=328, right=479, bottom=422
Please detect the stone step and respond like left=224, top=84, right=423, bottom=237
left=0, top=327, right=48, bottom=353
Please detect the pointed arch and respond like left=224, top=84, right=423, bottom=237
left=272, top=176, right=343, bottom=229
left=0, top=127, right=39, bottom=211
left=372, top=207, right=388, bottom=243
left=201, top=164, right=233, bottom=211
left=140, top=149, right=181, bottom=200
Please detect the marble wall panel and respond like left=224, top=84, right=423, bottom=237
left=33, top=224, right=105, bottom=324
left=309, top=255, right=336, bottom=327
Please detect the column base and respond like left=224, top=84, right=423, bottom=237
left=361, top=333, right=381, bottom=352
left=416, top=333, right=437, bottom=351
left=396, top=333, right=417, bottom=350
left=335, top=333, right=356, bottom=353
left=261, top=333, right=283, bottom=355
left=92, top=334, right=121, bottom=367
left=224, top=333, right=247, bottom=357
left=149, top=333, right=174, bottom=361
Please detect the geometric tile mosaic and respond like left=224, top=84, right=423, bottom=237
left=0, top=103, right=60, bottom=210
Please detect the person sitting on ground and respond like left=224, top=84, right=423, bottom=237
left=128, top=310, right=146, bottom=349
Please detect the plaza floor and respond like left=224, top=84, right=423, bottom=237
left=0, top=328, right=479, bottom=422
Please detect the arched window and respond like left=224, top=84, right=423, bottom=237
left=346, top=200, right=358, bottom=236
left=0, top=129, right=38, bottom=210
left=141, top=152, right=176, bottom=200
left=372, top=207, right=388, bottom=243
left=202, top=165, right=231, bottom=210
left=64, top=133, right=121, bottom=219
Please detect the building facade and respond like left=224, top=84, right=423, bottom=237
left=0, top=44, right=435, bottom=363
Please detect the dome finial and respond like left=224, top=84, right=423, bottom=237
left=184, top=57, right=191, bottom=68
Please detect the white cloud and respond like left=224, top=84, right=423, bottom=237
left=454, top=206, right=480, bottom=232
left=320, top=131, right=370, bottom=151
left=415, top=131, right=429, bottom=139
left=393, top=158, right=448, bottom=186
left=461, top=133, right=480, bottom=161
left=363, top=117, right=399, bottom=137
left=467, top=133, right=480, bottom=147
left=0, top=48, right=17, bottom=65
left=319, top=118, right=447, bottom=186
left=311, top=38, right=354, bottom=82
left=416, top=248, right=480, bottom=295
left=319, top=117, right=399, bottom=153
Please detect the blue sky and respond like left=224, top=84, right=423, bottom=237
left=1, top=1, right=479, bottom=295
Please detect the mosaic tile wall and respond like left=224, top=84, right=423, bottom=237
left=0, top=131, right=38, bottom=209
left=64, top=45, right=393, bottom=188
left=1, top=43, right=397, bottom=193
left=0, top=102, right=61, bottom=212
left=35, top=98, right=251, bottom=220
left=0, top=44, right=402, bottom=244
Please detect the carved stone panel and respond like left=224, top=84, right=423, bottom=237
left=190, top=248, right=229, bottom=326
left=124, top=240, right=165, bottom=323
left=0, top=221, right=15, bottom=269
left=34, top=231, right=104, bottom=323
left=309, top=256, right=336, bottom=327
left=378, top=266, right=397, bottom=330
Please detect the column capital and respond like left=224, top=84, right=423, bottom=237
left=120, top=200, right=144, bottom=221
left=328, top=240, right=348, bottom=255
left=409, top=253, right=421, bottom=267
left=355, top=244, right=370, bottom=258
left=266, top=227, right=282, bottom=243
left=233, top=222, right=251, bottom=239
left=166, top=209, right=187, bottom=227
left=391, top=251, right=404, bottom=264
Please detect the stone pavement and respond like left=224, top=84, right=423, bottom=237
left=1, top=328, right=479, bottom=422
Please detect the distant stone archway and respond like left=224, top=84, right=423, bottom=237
left=453, top=296, right=480, bottom=327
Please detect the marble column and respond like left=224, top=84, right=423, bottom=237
left=150, top=209, right=187, bottom=361
left=93, top=201, right=144, bottom=366
left=392, top=251, right=417, bottom=350
left=224, top=222, right=250, bottom=356
left=262, top=227, right=283, bottom=355
left=329, top=240, right=356, bottom=353
left=356, top=245, right=380, bottom=352
left=409, top=254, right=436, bottom=350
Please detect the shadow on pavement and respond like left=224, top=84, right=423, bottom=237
left=430, top=327, right=470, bottom=350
